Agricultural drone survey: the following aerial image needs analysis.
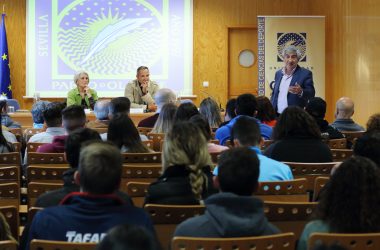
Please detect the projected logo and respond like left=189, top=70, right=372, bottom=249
left=57, top=0, right=164, bottom=75
left=276, top=33, right=306, bottom=62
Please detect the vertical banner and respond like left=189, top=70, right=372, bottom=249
left=257, top=16, right=325, bottom=99
left=0, top=14, right=11, bottom=98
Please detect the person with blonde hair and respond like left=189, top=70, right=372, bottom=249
left=145, top=122, right=217, bottom=204
left=67, top=71, right=98, bottom=109
left=151, top=103, right=177, bottom=134
left=199, top=97, right=222, bottom=129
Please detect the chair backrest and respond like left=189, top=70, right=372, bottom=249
left=261, top=140, right=274, bottom=150
left=142, top=140, right=154, bottom=150
left=0, top=153, right=21, bottom=166
left=8, top=128, right=22, bottom=142
left=30, top=239, right=97, bottom=250
left=27, top=153, right=67, bottom=164
left=23, top=128, right=43, bottom=142
left=11, top=142, right=21, bottom=152
left=27, top=166, right=69, bottom=183
left=125, top=181, right=150, bottom=207
left=147, top=133, right=165, bottom=151
left=331, top=149, right=353, bottom=161
left=284, top=162, right=338, bottom=191
left=308, top=232, right=380, bottom=250
left=264, top=201, right=318, bottom=240
left=312, top=176, right=330, bottom=201
left=27, top=142, right=47, bottom=152
left=172, top=233, right=296, bottom=250
left=341, top=131, right=365, bottom=147
left=27, top=182, right=63, bottom=208
left=327, top=138, right=347, bottom=149
left=0, top=206, right=19, bottom=240
left=256, top=178, right=309, bottom=202
left=0, top=240, right=17, bottom=250
left=120, top=165, right=161, bottom=191
left=121, top=152, right=161, bottom=163
left=137, top=127, right=153, bottom=136
left=91, top=127, right=108, bottom=134
left=0, top=183, right=19, bottom=208
left=28, top=207, right=43, bottom=225
left=0, top=166, right=19, bottom=185
left=144, top=204, right=206, bottom=249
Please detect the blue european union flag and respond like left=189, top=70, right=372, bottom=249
left=0, top=14, right=11, bottom=98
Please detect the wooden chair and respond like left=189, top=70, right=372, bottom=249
left=8, top=128, right=22, bottom=142
left=0, top=240, right=17, bottom=250
left=331, top=149, right=353, bottom=161
left=261, top=140, right=274, bottom=150
left=224, top=140, right=234, bottom=148
left=142, top=140, right=154, bottom=150
left=0, top=153, right=21, bottom=166
left=172, top=233, right=296, bottom=250
left=0, top=183, right=19, bottom=208
left=137, top=127, right=153, bottom=136
left=0, top=166, right=20, bottom=185
left=91, top=127, right=108, bottom=134
left=27, top=182, right=63, bottom=208
left=264, top=201, right=317, bottom=239
left=308, top=232, right=380, bottom=250
left=27, top=153, right=67, bottom=164
left=121, top=152, right=161, bottom=163
left=256, top=178, right=309, bottom=202
left=30, top=239, right=97, bottom=250
left=27, top=142, right=46, bottom=152
left=11, top=142, right=21, bottom=152
left=341, top=131, right=365, bottom=147
left=284, top=162, right=338, bottom=191
left=125, top=181, right=149, bottom=207
left=144, top=204, right=206, bottom=249
left=27, top=166, right=69, bottom=183
left=0, top=206, right=19, bottom=240
left=28, top=207, right=43, bottom=225
left=120, top=165, right=161, bottom=190
left=327, top=138, right=347, bottom=149
left=312, top=176, right=330, bottom=201
left=147, top=133, right=165, bottom=152
left=23, top=128, right=43, bottom=142
left=210, top=151, right=221, bottom=164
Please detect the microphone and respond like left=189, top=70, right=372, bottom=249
left=199, top=89, right=225, bottom=112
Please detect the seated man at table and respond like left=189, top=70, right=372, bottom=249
left=26, top=141, right=154, bottom=247
left=28, top=102, right=66, bottom=143
left=174, top=147, right=279, bottom=237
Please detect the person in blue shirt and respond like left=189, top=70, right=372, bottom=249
left=215, top=93, right=272, bottom=145
left=213, top=116, right=293, bottom=181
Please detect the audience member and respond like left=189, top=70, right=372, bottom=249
left=264, top=106, right=332, bottom=162
left=215, top=93, right=272, bottom=145
left=31, top=100, right=50, bottom=129
left=174, top=102, right=199, bottom=122
left=67, top=71, right=98, bottom=110
left=151, top=103, right=177, bottom=134
left=353, top=131, right=380, bottom=166
left=199, top=97, right=222, bottom=129
left=256, top=96, right=277, bottom=127
left=0, top=212, right=16, bottom=242
left=96, top=224, right=160, bottom=250
left=26, top=141, right=154, bottom=247
left=145, top=122, right=217, bottom=205
left=213, top=116, right=292, bottom=181
left=331, top=97, right=364, bottom=131
left=108, top=97, right=131, bottom=118
left=0, top=100, right=21, bottom=128
left=366, top=113, right=380, bottom=133
left=305, top=97, right=344, bottom=140
left=174, top=147, right=279, bottom=237
left=87, top=100, right=110, bottom=128
left=107, top=114, right=152, bottom=153
left=28, top=102, right=66, bottom=143
left=138, top=88, right=176, bottom=128
left=37, top=105, right=86, bottom=153
left=297, top=156, right=380, bottom=250
left=0, top=125, right=15, bottom=153
left=189, top=115, right=228, bottom=153
left=219, top=98, right=236, bottom=127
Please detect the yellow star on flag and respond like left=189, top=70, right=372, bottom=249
left=1, top=92, right=6, bottom=96
left=7, top=84, right=11, bottom=91
left=1, top=53, right=7, bottom=61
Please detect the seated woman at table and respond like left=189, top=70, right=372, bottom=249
left=0, top=100, right=21, bottom=129
left=66, top=71, right=98, bottom=110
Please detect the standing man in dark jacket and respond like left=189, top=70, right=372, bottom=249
left=271, top=45, right=315, bottom=114
left=174, top=147, right=279, bottom=237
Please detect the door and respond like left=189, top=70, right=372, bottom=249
left=228, top=27, right=258, bottom=99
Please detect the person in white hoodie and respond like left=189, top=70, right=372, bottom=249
left=173, top=147, right=280, bottom=237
